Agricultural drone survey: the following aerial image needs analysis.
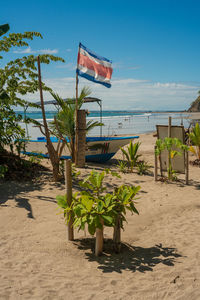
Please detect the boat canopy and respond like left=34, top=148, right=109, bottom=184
left=35, top=97, right=103, bottom=136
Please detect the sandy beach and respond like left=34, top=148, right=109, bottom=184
left=0, top=132, right=200, bottom=300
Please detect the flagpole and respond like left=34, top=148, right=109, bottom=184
left=75, top=60, right=79, bottom=165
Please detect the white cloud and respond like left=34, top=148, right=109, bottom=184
left=23, top=77, right=199, bottom=111
left=13, top=47, right=58, bottom=54
left=13, top=46, right=34, bottom=54
left=39, top=49, right=58, bottom=54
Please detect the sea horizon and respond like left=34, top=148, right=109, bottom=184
left=17, top=110, right=193, bottom=139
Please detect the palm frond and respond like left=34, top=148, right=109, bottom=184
left=86, top=120, right=104, bottom=133
left=50, top=91, right=66, bottom=109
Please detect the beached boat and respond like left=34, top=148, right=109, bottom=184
left=22, top=135, right=139, bottom=163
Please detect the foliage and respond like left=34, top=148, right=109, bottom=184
left=0, top=165, right=8, bottom=178
left=0, top=24, right=10, bottom=37
left=49, top=87, right=103, bottom=162
left=0, top=103, right=26, bottom=152
left=0, top=151, right=48, bottom=181
left=28, top=152, right=44, bottom=164
left=57, top=169, right=140, bottom=236
left=120, top=141, right=141, bottom=172
left=188, top=123, right=200, bottom=160
left=117, top=160, right=127, bottom=173
left=58, top=160, right=80, bottom=178
left=0, top=26, right=64, bottom=156
left=137, top=161, right=151, bottom=175
left=155, top=137, right=188, bottom=181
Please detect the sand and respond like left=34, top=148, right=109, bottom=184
left=0, top=133, right=200, bottom=300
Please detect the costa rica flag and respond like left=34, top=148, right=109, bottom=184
left=76, top=43, right=113, bottom=88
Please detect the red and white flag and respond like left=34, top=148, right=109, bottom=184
left=76, top=43, right=113, bottom=88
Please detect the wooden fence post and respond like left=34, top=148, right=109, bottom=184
left=185, top=151, right=189, bottom=185
left=65, top=160, right=74, bottom=241
left=154, top=145, right=158, bottom=181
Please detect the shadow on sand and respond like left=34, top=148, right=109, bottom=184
left=73, top=238, right=182, bottom=273
left=0, top=178, right=62, bottom=219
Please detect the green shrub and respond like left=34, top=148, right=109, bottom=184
left=57, top=169, right=140, bottom=236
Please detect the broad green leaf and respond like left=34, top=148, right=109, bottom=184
left=101, top=215, right=113, bottom=225
left=81, top=196, right=93, bottom=212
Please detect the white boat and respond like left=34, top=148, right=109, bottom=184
left=23, top=135, right=139, bottom=163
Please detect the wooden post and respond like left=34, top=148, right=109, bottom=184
left=154, top=145, right=158, bottom=181
left=65, top=160, right=74, bottom=241
left=95, top=219, right=104, bottom=256
left=113, top=215, right=121, bottom=253
left=185, top=151, right=189, bottom=185
left=168, top=116, right=172, bottom=179
left=168, top=116, right=172, bottom=138
left=76, top=110, right=86, bottom=167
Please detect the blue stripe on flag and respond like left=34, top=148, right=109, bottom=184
left=77, top=69, right=111, bottom=88
left=79, top=43, right=112, bottom=64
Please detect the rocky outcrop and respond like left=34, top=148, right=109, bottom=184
left=188, top=95, right=200, bottom=112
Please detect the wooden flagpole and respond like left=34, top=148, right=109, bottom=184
left=75, top=71, right=79, bottom=165
left=75, top=43, right=80, bottom=166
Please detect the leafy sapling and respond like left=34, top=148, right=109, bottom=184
left=120, top=141, right=141, bottom=172
left=56, top=169, right=140, bottom=256
left=155, top=137, right=188, bottom=181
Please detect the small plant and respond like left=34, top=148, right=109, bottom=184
left=188, top=123, right=200, bottom=160
left=28, top=152, right=44, bottom=164
left=59, top=160, right=65, bottom=177
left=56, top=169, right=140, bottom=255
left=155, top=137, right=188, bottom=181
left=58, top=161, right=81, bottom=178
left=71, top=163, right=81, bottom=178
left=137, top=161, right=151, bottom=175
left=0, top=165, right=8, bottom=179
left=120, top=141, right=141, bottom=172
left=117, top=160, right=127, bottom=173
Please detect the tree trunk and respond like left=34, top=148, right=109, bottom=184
left=51, top=157, right=60, bottom=182
left=95, top=219, right=104, bottom=256
left=37, top=56, right=60, bottom=182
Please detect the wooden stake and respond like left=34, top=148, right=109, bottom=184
left=113, top=215, right=121, bottom=253
left=168, top=116, right=172, bottom=178
left=185, top=151, right=189, bottom=185
left=154, top=145, right=158, bottom=181
left=95, top=219, right=103, bottom=256
left=65, top=160, right=74, bottom=241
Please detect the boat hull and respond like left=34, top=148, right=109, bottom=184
left=22, top=136, right=139, bottom=163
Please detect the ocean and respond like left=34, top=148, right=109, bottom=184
left=18, top=110, right=191, bottom=139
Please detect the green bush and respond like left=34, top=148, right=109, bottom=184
left=57, top=169, right=140, bottom=236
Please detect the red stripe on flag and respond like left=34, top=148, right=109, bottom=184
left=78, top=53, right=113, bottom=80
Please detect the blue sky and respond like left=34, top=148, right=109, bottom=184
left=1, top=0, right=200, bottom=110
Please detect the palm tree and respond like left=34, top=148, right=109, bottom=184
left=189, top=123, right=200, bottom=160
left=50, top=87, right=103, bottom=162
